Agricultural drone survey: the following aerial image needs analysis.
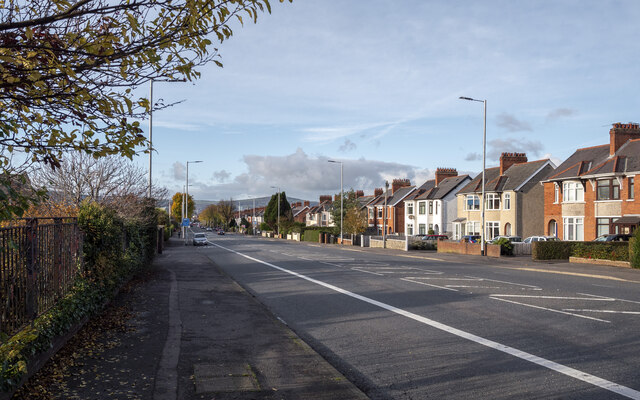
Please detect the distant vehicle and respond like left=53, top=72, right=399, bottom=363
left=217, top=230, right=225, bottom=235
left=420, top=234, right=448, bottom=241
left=490, top=235, right=522, bottom=243
left=206, top=227, right=212, bottom=231
left=460, top=235, right=481, bottom=243
left=192, top=233, right=208, bottom=246
left=523, top=236, right=560, bottom=243
left=593, top=234, right=632, bottom=242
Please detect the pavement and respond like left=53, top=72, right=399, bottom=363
left=16, top=235, right=370, bottom=400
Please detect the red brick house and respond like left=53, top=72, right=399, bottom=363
left=366, top=179, right=415, bottom=235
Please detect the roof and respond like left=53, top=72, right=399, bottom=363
left=404, top=180, right=436, bottom=201
left=546, top=140, right=640, bottom=181
left=415, top=175, right=471, bottom=200
left=368, top=186, right=416, bottom=207
left=458, top=159, right=553, bottom=194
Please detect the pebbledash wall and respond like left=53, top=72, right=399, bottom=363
left=370, top=238, right=406, bottom=250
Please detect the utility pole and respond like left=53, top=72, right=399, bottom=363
left=383, top=180, right=389, bottom=248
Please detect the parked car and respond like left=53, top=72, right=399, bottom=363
left=593, top=234, right=632, bottom=242
left=523, top=236, right=560, bottom=243
left=490, top=235, right=522, bottom=244
left=420, top=234, right=449, bottom=241
left=460, top=235, right=481, bottom=243
left=206, top=227, right=212, bottom=231
left=192, top=233, right=208, bottom=246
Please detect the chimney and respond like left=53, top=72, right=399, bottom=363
left=303, top=200, right=310, bottom=207
left=435, top=168, right=458, bottom=186
left=391, top=178, right=411, bottom=194
left=334, top=194, right=340, bottom=201
left=374, top=188, right=383, bottom=196
left=356, top=190, right=364, bottom=198
left=610, top=122, right=640, bottom=155
left=319, top=195, right=332, bottom=203
left=500, top=152, right=528, bottom=175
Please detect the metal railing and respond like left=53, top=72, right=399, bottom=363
left=0, top=218, right=82, bottom=337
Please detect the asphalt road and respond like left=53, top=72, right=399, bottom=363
left=195, top=232, right=640, bottom=400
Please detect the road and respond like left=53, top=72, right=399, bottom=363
left=195, top=232, right=640, bottom=399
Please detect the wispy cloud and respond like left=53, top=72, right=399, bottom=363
left=487, top=138, right=544, bottom=160
left=154, top=120, right=201, bottom=131
left=212, top=170, right=231, bottom=182
left=465, top=152, right=482, bottom=161
left=496, top=113, right=532, bottom=132
left=338, top=139, right=357, bottom=152
left=546, top=108, right=577, bottom=121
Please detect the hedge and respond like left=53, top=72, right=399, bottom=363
left=303, top=230, right=320, bottom=242
left=572, top=242, right=629, bottom=262
left=532, top=241, right=578, bottom=260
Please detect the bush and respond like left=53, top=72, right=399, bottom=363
left=495, top=238, right=514, bottom=256
left=409, top=241, right=436, bottom=250
left=259, top=222, right=271, bottom=231
left=572, top=242, right=629, bottom=262
left=629, top=230, right=640, bottom=268
left=532, top=241, right=577, bottom=260
left=303, top=230, right=321, bottom=242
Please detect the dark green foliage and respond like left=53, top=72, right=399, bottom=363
left=259, top=222, right=271, bottom=231
left=532, top=241, right=577, bottom=260
left=573, top=242, right=629, bottom=262
left=409, top=241, right=437, bottom=250
left=264, top=192, right=293, bottom=231
left=303, top=230, right=320, bottom=242
left=495, top=238, right=514, bottom=256
left=631, top=230, right=640, bottom=268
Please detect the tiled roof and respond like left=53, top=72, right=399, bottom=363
left=404, top=180, right=436, bottom=201
left=458, top=159, right=552, bottom=194
left=416, top=175, right=471, bottom=200
left=368, top=186, right=415, bottom=207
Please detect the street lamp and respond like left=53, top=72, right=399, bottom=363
left=184, top=160, right=202, bottom=245
left=383, top=180, right=389, bottom=248
left=328, top=160, right=343, bottom=245
left=459, top=96, right=487, bottom=256
left=270, top=186, right=280, bottom=237
left=148, top=78, right=186, bottom=198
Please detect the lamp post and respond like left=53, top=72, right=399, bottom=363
left=185, top=160, right=202, bottom=245
left=270, top=186, right=280, bottom=237
left=252, top=196, right=256, bottom=235
left=459, top=96, right=487, bottom=256
left=383, top=180, right=389, bottom=248
left=148, top=78, right=186, bottom=198
left=328, top=160, right=343, bottom=245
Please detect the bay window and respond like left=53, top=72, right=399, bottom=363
left=563, top=217, right=584, bottom=241
left=596, top=179, right=620, bottom=201
left=562, top=181, right=584, bottom=202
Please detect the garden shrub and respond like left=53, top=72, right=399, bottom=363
left=572, top=242, right=629, bottom=262
left=532, top=241, right=577, bottom=260
left=630, top=230, right=640, bottom=268
left=494, top=238, right=514, bottom=256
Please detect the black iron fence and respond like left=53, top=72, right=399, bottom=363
left=0, top=218, right=82, bottom=337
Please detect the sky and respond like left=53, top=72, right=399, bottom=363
left=141, top=0, right=640, bottom=202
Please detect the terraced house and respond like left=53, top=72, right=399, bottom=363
left=403, top=168, right=471, bottom=236
left=543, top=123, right=640, bottom=240
left=454, top=153, right=556, bottom=240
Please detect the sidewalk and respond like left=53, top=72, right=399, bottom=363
left=14, top=236, right=369, bottom=400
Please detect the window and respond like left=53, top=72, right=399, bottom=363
left=418, top=202, right=426, bottom=214
left=428, top=201, right=433, bottom=214
left=629, top=177, right=635, bottom=200
left=466, top=221, right=481, bottom=235
left=435, top=201, right=439, bottom=215
left=596, top=218, right=619, bottom=237
left=465, top=195, right=480, bottom=210
left=486, top=222, right=500, bottom=240
left=485, top=193, right=500, bottom=210
left=453, top=223, right=462, bottom=240
left=407, top=203, right=414, bottom=215
left=407, top=224, right=414, bottom=236
left=428, top=223, right=433, bottom=231
left=503, top=193, right=511, bottom=210
left=418, top=224, right=426, bottom=235
left=563, top=181, right=584, bottom=202
left=554, top=185, right=559, bottom=203
left=504, top=222, right=512, bottom=236
left=596, top=179, right=620, bottom=201
left=548, top=220, right=557, bottom=237
left=377, top=208, right=382, bottom=218
left=563, top=217, right=584, bottom=241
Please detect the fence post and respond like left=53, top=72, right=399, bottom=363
left=53, top=218, right=62, bottom=295
left=25, top=218, right=38, bottom=319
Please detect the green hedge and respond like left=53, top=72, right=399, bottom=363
left=303, top=230, right=320, bottom=242
left=631, top=232, right=640, bottom=268
left=572, top=242, right=629, bottom=262
left=532, top=241, right=578, bottom=260
left=0, top=201, right=157, bottom=393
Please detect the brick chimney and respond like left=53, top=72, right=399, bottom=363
left=500, top=152, right=528, bottom=175
left=319, top=195, right=332, bottom=203
left=374, top=188, right=383, bottom=196
left=303, top=200, right=310, bottom=207
left=610, top=122, right=640, bottom=155
left=435, top=168, right=458, bottom=186
left=391, top=178, right=411, bottom=194
left=334, top=194, right=340, bottom=201
left=356, top=190, right=364, bottom=198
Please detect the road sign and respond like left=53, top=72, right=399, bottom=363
left=182, top=218, right=190, bottom=227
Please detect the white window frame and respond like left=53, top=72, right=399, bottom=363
left=486, top=221, right=500, bottom=240
left=562, top=181, right=584, bottom=203
left=503, top=193, right=511, bottom=210
left=407, top=224, right=414, bottom=236
left=485, top=193, right=500, bottom=210
left=418, top=201, right=426, bottom=215
left=466, top=221, right=481, bottom=236
left=418, top=224, right=426, bottom=235
left=563, top=217, right=584, bottom=241
left=407, top=202, right=414, bottom=215
left=465, top=195, right=480, bottom=211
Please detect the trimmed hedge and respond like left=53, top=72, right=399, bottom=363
left=532, top=241, right=578, bottom=260
left=303, top=230, right=320, bottom=242
left=631, top=232, right=640, bottom=268
left=572, top=242, right=629, bottom=262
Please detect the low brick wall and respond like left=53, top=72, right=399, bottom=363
left=370, top=238, right=406, bottom=250
left=569, top=257, right=631, bottom=268
left=437, top=241, right=501, bottom=257
left=486, top=244, right=501, bottom=258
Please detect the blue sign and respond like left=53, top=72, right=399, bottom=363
left=182, top=218, right=190, bottom=227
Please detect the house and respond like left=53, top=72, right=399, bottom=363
left=367, top=179, right=415, bottom=235
left=454, top=152, right=556, bottom=240
left=404, top=168, right=471, bottom=236
left=306, top=196, right=334, bottom=227
left=291, top=201, right=311, bottom=223
left=542, top=123, right=640, bottom=240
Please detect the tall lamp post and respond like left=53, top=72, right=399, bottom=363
left=148, top=78, right=186, bottom=198
left=270, top=186, right=280, bottom=237
left=328, top=160, right=343, bottom=245
left=383, top=180, right=389, bottom=248
left=459, top=96, right=487, bottom=256
left=185, top=160, right=202, bottom=245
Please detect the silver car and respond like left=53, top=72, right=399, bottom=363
left=192, top=233, right=208, bottom=246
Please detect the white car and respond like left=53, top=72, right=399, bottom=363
left=523, top=236, right=560, bottom=243
left=192, top=233, right=208, bottom=246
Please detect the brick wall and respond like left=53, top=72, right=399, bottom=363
left=543, top=182, right=562, bottom=237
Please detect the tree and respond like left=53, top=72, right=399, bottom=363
left=264, top=191, right=292, bottom=231
left=332, top=189, right=367, bottom=236
left=0, top=0, right=290, bottom=217
left=199, top=204, right=220, bottom=227
left=217, top=198, right=235, bottom=228
left=171, top=191, right=194, bottom=220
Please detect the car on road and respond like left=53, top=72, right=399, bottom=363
left=489, top=235, right=522, bottom=243
left=460, top=235, right=481, bottom=243
left=593, top=233, right=632, bottom=242
left=206, top=227, right=212, bottom=231
left=217, top=230, right=225, bottom=235
left=523, top=235, right=560, bottom=243
left=192, top=233, right=208, bottom=246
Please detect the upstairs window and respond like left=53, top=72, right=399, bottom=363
left=563, top=181, right=584, bottom=202
left=407, top=203, right=414, bottom=215
left=629, top=177, right=635, bottom=200
left=503, top=193, right=511, bottom=210
left=596, top=179, right=620, bottom=201
left=485, top=193, right=500, bottom=210
left=465, top=195, right=480, bottom=210
left=428, top=201, right=433, bottom=215
left=418, top=202, right=426, bottom=214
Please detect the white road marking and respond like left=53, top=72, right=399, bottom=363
left=445, top=285, right=502, bottom=289
left=352, top=268, right=385, bottom=276
left=489, top=297, right=611, bottom=323
left=320, top=261, right=345, bottom=268
left=579, top=292, right=640, bottom=305
left=466, top=276, right=541, bottom=289
left=563, top=309, right=640, bottom=315
left=491, top=295, right=616, bottom=301
left=211, top=242, right=640, bottom=399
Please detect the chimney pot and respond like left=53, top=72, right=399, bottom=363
left=610, top=122, right=640, bottom=156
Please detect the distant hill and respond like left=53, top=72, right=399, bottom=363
left=158, top=196, right=316, bottom=214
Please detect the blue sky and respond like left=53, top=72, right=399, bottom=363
left=143, top=0, right=640, bottom=202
